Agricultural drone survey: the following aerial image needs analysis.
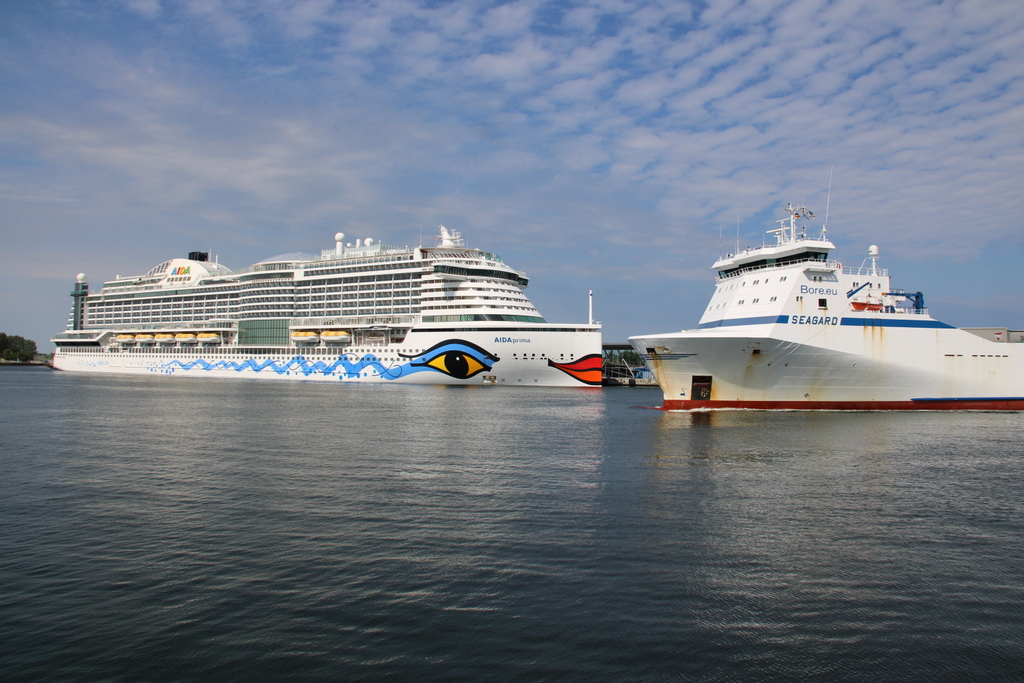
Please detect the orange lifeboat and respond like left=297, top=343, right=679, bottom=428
left=851, top=298, right=883, bottom=312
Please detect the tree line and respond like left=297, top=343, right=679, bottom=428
left=0, top=333, right=38, bottom=362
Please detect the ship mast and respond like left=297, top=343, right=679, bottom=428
left=768, top=202, right=816, bottom=245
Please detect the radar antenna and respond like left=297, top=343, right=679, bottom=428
left=771, top=202, right=815, bottom=244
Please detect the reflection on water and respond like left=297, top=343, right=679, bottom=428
left=2, top=371, right=1023, bottom=680
left=631, top=405, right=1024, bottom=677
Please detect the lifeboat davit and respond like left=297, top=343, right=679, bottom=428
left=291, top=330, right=320, bottom=344
left=175, top=333, right=197, bottom=345
left=321, top=330, right=352, bottom=345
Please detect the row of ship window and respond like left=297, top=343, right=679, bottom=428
left=91, top=276, right=521, bottom=307
left=87, top=281, right=526, bottom=309
left=721, top=276, right=790, bottom=291
left=86, top=309, right=423, bottom=324
left=730, top=297, right=780, bottom=306
left=95, top=275, right=425, bottom=301
left=303, top=258, right=421, bottom=277
left=90, top=294, right=525, bottom=314
left=93, top=300, right=518, bottom=316
left=89, top=291, right=420, bottom=310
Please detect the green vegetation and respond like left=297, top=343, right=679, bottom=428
left=0, top=333, right=38, bottom=362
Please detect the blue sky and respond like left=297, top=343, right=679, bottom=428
left=3, top=0, right=1023, bottom=350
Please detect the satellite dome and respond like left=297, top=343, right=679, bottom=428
left=335, top=232, right=345, bottom=242
left=77, top=273, right=87, bottom=282
left=868, top=245, right=879, bottom=257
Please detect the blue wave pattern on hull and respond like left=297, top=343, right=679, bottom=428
left=163, top=355, right=404, bottom=379
left=157, top=339, right=500, bottom=381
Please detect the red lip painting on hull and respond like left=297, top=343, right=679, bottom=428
left=548, top=354, right=603, bottom=385
left=661, top=398, right=1024, bottom=411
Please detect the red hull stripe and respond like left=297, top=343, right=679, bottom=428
left=662, top=398, right=1024, bottom=411
left=912, top=396, right=1024, bottom=403
left=548, top=354, right=603, bottom=386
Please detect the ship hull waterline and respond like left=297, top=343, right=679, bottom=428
left=632, top=327, right=1024, bottom=412
left=54, top=329, right=604, bottom=387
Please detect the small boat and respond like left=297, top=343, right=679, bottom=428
left=155, top=333, right=175, bottom=345
left=175, top=333, right=197, bottom=345
left=135, top=334, right=155, bottom=345
left=291, top=330, right=320, bottom=344
left=115, top=334, right=136, bottom=345
left=321, top=330, right=352, bottom=345
left=197, top=333, right=221, bottom=345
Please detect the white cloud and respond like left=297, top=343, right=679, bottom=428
left=123, top=0, right=161, bottom=19
left=3, top=0, right=1024, bottom=348
left=183, top=0, right=251, bottom=46
left=465, top=36, right=554, bottom=84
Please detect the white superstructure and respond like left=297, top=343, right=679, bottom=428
left=54, top=227, right=603, bottom=386
left=629, top=203, right=1024, bottom=410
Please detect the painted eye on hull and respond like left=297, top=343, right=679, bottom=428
left=403, top=339, right=499, bottom=380
left=426, top=350, right=486, bottom=379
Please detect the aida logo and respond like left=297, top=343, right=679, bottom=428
left=171, top=266, right=191, bottom=276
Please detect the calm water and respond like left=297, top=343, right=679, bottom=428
left=2, top=367, right=1024, bottom=681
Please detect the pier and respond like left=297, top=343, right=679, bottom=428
left=602, top=344, right=657, bottom=386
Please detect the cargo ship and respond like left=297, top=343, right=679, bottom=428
left=629, top=203, right=1024, bottom=409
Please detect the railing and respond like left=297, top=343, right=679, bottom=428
left=842, top=265, right=889, bottom=277
left=877, top=307, right=931, bottom=316
left=291, top=315, right=416, bottom=328
left=53, top=331, right=105, bottom=340
left=74, top=320, right=238, bottom=333
left=716, top=259, right=844, bottom=281
left=715, top=261, right=892, bottom=282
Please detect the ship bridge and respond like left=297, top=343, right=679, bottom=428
left=714, top=203, right=836, bottom=279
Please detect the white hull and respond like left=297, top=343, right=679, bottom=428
left=54, top=328, right=603, bottom=387
left=53, top=226, right=603, bottom=388
left=629, top=202, right=1024, bottom=410
left=632, top=322, right=1024, bottom=409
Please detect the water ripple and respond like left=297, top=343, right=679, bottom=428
left=1, top=369, right=1023, bottom=680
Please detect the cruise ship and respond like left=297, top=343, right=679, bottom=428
left=53, top=227, right=603, bottom=386
left=629, top=203, right=1024, bottom=410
